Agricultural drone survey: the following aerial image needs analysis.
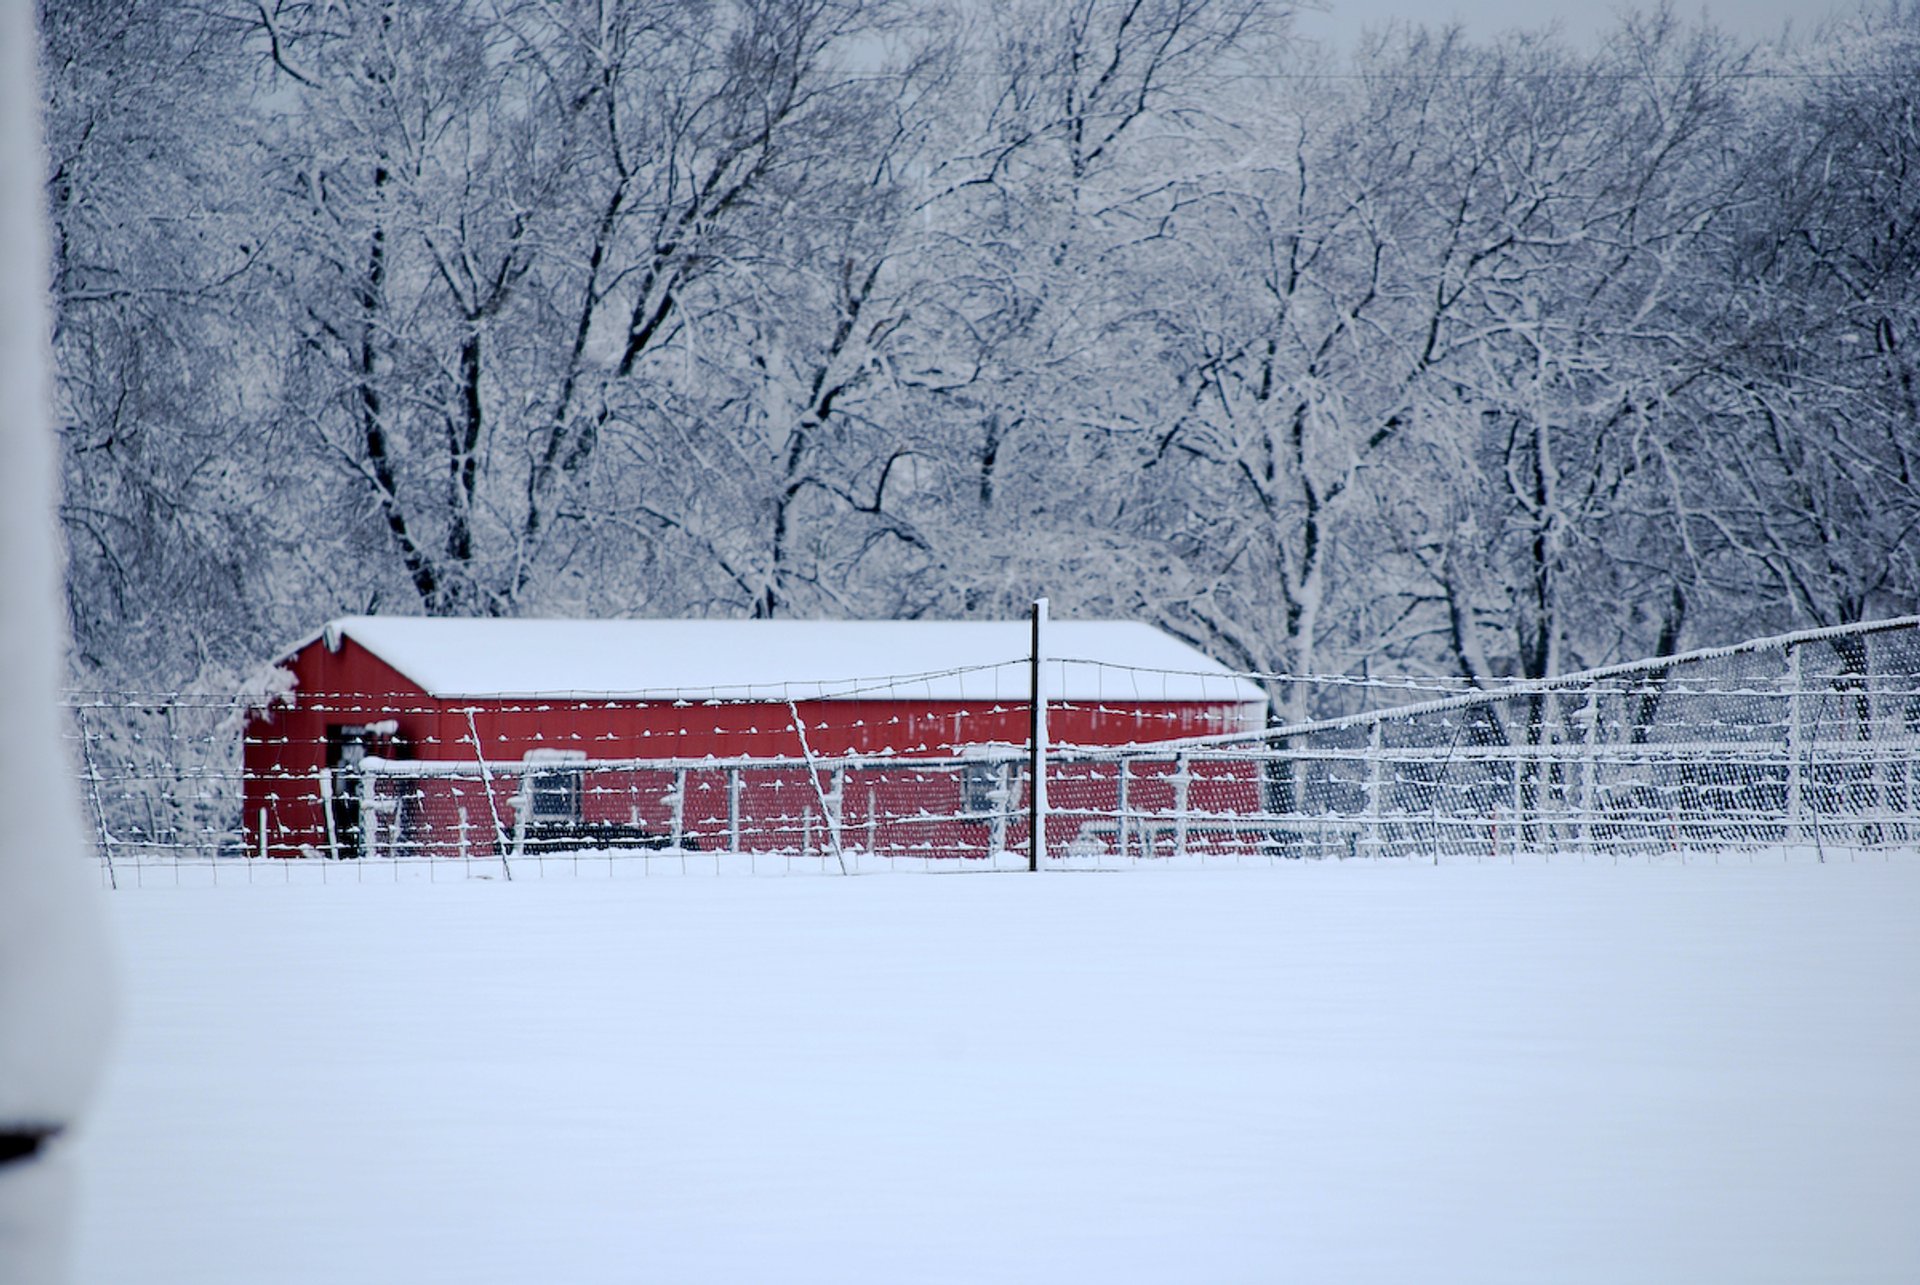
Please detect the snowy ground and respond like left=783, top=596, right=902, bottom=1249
left=70, top=861, right=1920, bottom=1283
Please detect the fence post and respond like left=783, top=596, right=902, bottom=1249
left=987, top=763, right=1009, bottom=857
left=1029, top=596, right=1049, bottom=872
left=1577, top=696, right=1600, bottom=857
left=1510, top=727, right=1524, bottom=858
left=785, top=699, right=846, bottom=873
left=510, top=764, right=531, bottom=861
left=1365, top=721, right=1385, bottom=858
left=1115, top=757, right=1130, bottom=861
left=827, top=766, right=845, bottom=856
left=1173, top=752, right=1191, bottom=858
left=669, top=767, right=687, bottom=850
left=463, top=709, right=513, bottom=880
left=1786, top=644, right=1804, bottom=849
left=1540, top=690, right=1559, bottom=851
left=358, top=765, right=376, bottom=859
left=319, top=768, right=339, bottom=861
left=1864, top=650, right=1885, bottom=848
left=728, top=767, right=742, bottom=853
left=73, top=704, right=117, bottom=887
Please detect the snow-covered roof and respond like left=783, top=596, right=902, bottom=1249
left=300, top=616, right=1267, bottom=706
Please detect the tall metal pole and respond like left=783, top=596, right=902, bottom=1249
left=1029, top=597, right=1049, bottom=872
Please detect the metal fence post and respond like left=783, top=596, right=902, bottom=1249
left=1786, top=644, right=1804, bottom=849
left=1029, top=597, right=1048, bottom=871
left=510, top=764, right=531, bottom=862
left=1509, top=727, right=1523, bottom=858
left=1365, top=721, right=1385, bottom=858
left=1540, top=689, right=1559, bottom=850
left=359, top=764, right=377, bottom=859
left=1173, top=752, right=1190, bottom=858
left=827, top=766, right=845, bottom=855
left=320, top=768, right=339, bottom=861
left=1577, top=695, right=1600, bottom=857
left=728, top=767, right=742, bottom=853
left=989, top=763, right=1010, bottom=858
left=73, top=704, right=117, bottom=887
left=464, top=708, right=512, bottom=879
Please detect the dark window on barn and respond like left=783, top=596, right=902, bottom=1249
left=527, top=769, right=581, bottom=823
left=521, top=750, right=587, bottom=827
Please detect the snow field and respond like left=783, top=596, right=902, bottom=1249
left=73, top=862, right=1920, bottom=1283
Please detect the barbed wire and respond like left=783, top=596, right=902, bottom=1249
left=57, top=616, right=1920, bottom=873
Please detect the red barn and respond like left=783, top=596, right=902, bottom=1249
left=243, top=618, right=1266, bottom=860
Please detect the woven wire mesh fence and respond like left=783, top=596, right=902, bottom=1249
left=1126, top=616, right=1920, bottom=863
left=333, top=754, right=1032, bottom=863
left=65, top=616, right=1920, bottom=882
left=65, top=692, right=254, bottom=873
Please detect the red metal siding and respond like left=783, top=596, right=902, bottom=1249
left=417, top=696, right=1241, bottom=764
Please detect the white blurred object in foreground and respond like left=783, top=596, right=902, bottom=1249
left=0, top=1, right=117, bottom=1281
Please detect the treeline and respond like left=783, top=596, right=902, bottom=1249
left=42, top=0, right=1920, bottom=711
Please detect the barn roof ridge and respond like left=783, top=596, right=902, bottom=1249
left=279, top=615, right=1268, bottom=705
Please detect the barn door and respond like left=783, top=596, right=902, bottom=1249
left=325, top=723, right=399, bottom=857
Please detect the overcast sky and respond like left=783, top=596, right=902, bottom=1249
left=1294, top=0, right=1864, bottom=47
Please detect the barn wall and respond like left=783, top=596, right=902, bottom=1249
left=246, top=643, right=1263, bottom=857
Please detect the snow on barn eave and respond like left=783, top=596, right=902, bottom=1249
left=278, top=616, right=1269, bottom=709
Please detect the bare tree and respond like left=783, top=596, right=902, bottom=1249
left=43, top=0, right=1920, bottom=707
left=1689, top=1, right=1920, bottom=633
left=1391, top=15, right=1748, bottom=685
left=43, top=0, right=277, bottom=684
left=248, top=0, right=916, bottom=618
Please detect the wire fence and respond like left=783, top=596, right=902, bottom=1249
left=67, top=616, right=1920, bottom=884
left=1230, top=615, right=1920, bottom=863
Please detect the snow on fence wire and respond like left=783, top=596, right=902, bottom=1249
left=1119, top=613, right=1920, bottom=863
left=62, top=615, right=1920, bottom=883
left=63, top=691, right=253, bottom=879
